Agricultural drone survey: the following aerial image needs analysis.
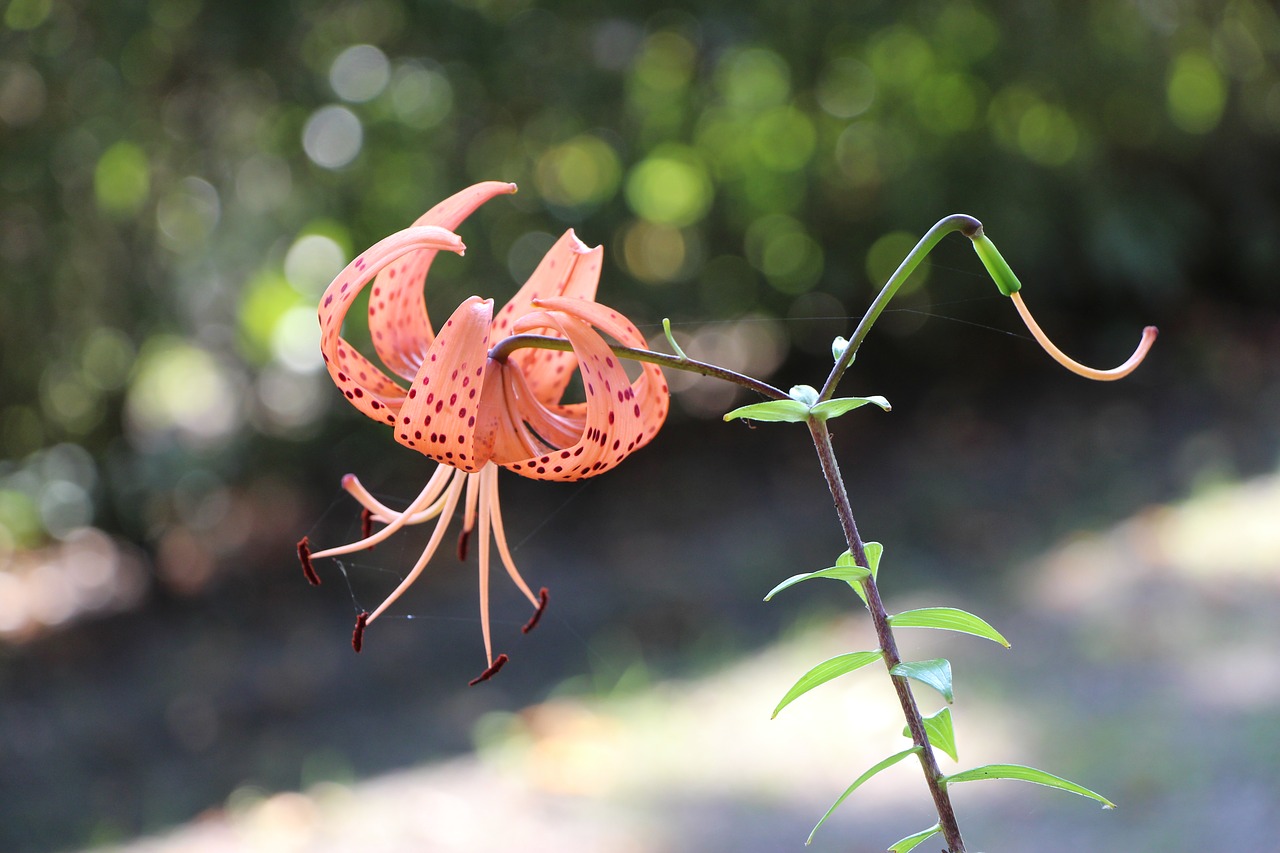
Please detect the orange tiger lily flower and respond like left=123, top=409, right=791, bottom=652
left=298, top=181, right=669, bottom=683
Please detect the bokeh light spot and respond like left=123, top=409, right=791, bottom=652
left=624, top=147, right=713, bottom=227
left=3, top=0, right=51, bottom=30
left=745, top=215, right=823, bottom=294
left=535, top=135, right=622, bottom=210
left=716, top=48, right=791, bottom=111
left=126, top=339, right=243, bottom=449
left=914, top=73, right=981, bottom=135
left=621, top=221, right=698, bottom=285
left=390, top=63, right=453, bottom=129
left=1167, top=50, right=1227, bottom=134
left=1017, top=103, right=1080, bottom=166
left=284, top=233, right=347, bottom=297
left=0, top=61, right=47, bottom=127
left=330, top=44, right=390, bottom=103
left=302, top=105, right=363, bottom=169
left=156, top=176, right=220, bottom=253
left=816, top=58, right=876, bottom=119
left=750, top=107, right=816, bottom=172
left=94, top=142, right=151, bottom=217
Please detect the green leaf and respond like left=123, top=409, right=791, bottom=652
left=843, top=542, right=882, bottom=606
left=888, top=825, right=940, bottom=853
left=944, top=763, right=1116, bottom=809
left=888, top=607, right=1011, bottom=648
left=772, top=650, right=883, bottom=718
left=807, top=747, right=921, bottom=845
left=890, top=659, right=953, bottom=703
left=902, top=707, right=958, bottom=762
left=764, top=564, right=871, bottom=601
left=723, top=398, right=811, bottom=423
left=809, top=395, right=892, bottom=420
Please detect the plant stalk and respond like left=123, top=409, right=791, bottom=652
left=820, top=214, right=982, bottom=402
left=489, top=333, right=790, bottom=401
left=807, top=416, right=966, bottom=853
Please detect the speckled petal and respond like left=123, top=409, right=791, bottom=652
left=492, top=230, right=603, bottom=406
left=394, top=296, right=494, bottom=472
left=502, top=309, right=643, bottom=481
left=370, top=182, right=517, bottom=380
left=319, top=225, right=465, bottom=426
left=525, top=295, right=669, bottom=456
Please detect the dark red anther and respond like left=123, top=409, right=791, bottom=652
left=468, top=653, right=508, bottom=686
left=457, top=527, right=472, bottom=561
left=360, top=508, right=374, bottom=542
left=352, top=611, right=369, bottom=653
left=521, top=587, right=550, bottom=634
left=297, top=537, right=321, bottom=586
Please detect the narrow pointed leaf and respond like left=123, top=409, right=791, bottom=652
left=806, top=747, right=921, bottom=845
left=944, top=763, right=1116, bottom=809
left=844, top=541, right=882, bottom=606
left=902, top=707, right=958, bottom=762
left=724, top=399, right=811, bottom=423
left=890, top=658, right=953, bottom=703
left=764, top=564, right=871, bottom=601
left=809, top=395, right=892, bottom=420
left=889, top=825, right=940, bottom=853
left=772, top=650, right=883, bottom=718
left=888, top=607, right=1011, bottom=648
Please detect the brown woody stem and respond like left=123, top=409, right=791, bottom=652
left=808, top=416, right=966, bottom=852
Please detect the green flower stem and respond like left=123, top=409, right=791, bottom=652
left=819, top=214, right=982, bottom=403
left=488, top=333, right=790, bottom=402
left=808, top=415, right=967, bottom=853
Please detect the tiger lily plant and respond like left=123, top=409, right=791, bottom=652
left=297, top=181, right=669, bottom=684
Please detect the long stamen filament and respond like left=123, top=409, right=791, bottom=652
left=312, top=467, right=454, bottom=559
left=485, top=464, right=540, bottom=607
left=1010, top=292, right=1158, bottom=381
left=476, top=469, right=494, bottom=666
left=366, top=468, right=468, bottom=624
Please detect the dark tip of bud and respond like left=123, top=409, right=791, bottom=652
left=468, top=653, right=509, bottom=686
left=297, top=537, right=321, bottom=586
left=457, top=527, right=472, bottom=561
left=521, top=587, right=550, bottom=634
left=352, top=611, right=369, bottom=653
left=360, top=508, right=374, bottom=543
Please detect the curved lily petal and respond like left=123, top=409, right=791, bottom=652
left=396, top=296, right=495, bottom=472
left=494, top=230, right=604, bottom=405
left=319, top=225, right=465, bottom=425
left=503, top=309, right=647, bottom=480
left=524, top=295, right=669, bottom=455
left=371, top=182, right=516, bottom=380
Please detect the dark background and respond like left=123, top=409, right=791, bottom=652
left=2, top=0, right=1278, bottom=850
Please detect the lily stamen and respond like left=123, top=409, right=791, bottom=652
left=352, top=611, right=369, bottom=653
left=468, top=653, right=509, bottom=686
left=297, top=537, right=320, bottom=586
left=1010, top=291, right=1158, bottom=381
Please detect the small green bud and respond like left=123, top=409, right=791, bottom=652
left=971, top=233, right=1022, bottom=296
left=831, top=335, right=852, bottom=362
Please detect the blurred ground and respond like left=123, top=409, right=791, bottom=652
left=58, top=466, right=1280, bottom=853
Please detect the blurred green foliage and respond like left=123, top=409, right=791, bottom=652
left=1, top=0, right=1278, bottom=589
